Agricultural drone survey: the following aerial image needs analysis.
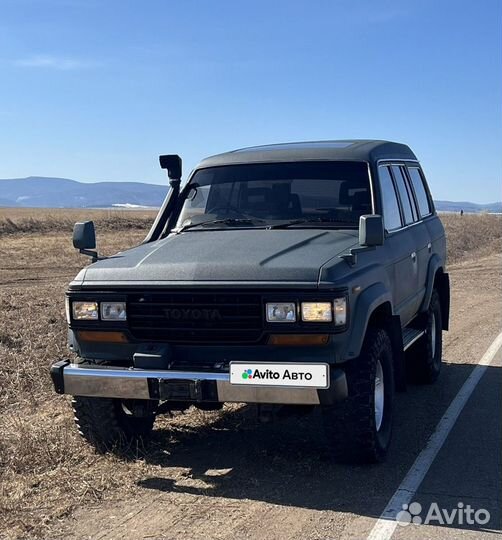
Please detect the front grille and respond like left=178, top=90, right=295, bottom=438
left=127, top=291, right=264, bottom=344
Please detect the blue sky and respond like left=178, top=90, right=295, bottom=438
left=0, top=0, right=500, bottom=202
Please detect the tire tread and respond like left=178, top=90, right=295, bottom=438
left=322, top=327, right=394, bottom=464
left=72, top=396, right=155, bottom=453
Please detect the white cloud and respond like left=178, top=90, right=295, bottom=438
left=13, top=55, right=96, bottom=70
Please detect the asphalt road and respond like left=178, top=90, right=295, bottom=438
left=56, top=254, right=501, bottom=540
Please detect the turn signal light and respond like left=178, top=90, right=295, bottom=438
left=76, top=331, right=129, bottom=343
left=268, top=334, right=330, bottom=346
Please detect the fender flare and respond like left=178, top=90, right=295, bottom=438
left=344, top=282, right=393, bottom=360
left=420, top=254, right=443, bottom=313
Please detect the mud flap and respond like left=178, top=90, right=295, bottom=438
left=317, top=368, right=348, bottom=405
left=438, top=272, right=450, bottom=331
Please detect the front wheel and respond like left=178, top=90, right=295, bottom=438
left=322, top=327, right=395, bottom=464
left=72, top=396, right=157, bottom=453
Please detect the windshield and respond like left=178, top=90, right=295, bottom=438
left=175, top=161, right=371, bottom=230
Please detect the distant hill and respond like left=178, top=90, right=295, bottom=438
left=0, top=176, right=167, bottom=208
left=0, top=176, right=500, bottom=213
left=434, top=200, right=502, bottom=214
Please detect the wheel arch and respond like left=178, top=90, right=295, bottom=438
left=421, top=255, right=450, bottom=330
left=345, top=282, right=392, bottom=360
left=345, top=285, right=406, bottom=391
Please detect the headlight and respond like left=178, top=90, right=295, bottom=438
left=266, top=302, right=296, bottom=322
left=300, top=299, right=347, bottom=325
left=101, top=301, right=127, bottom=321
left=301, top=302, right=333, bottom=322
left=72, top=301, right=99, bottom=320
left=333, top=297, right=347, bottom=326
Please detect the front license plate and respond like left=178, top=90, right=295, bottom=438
left=229, top=362, right=329, bottom=388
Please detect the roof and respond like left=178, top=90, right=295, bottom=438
left=196, top=140, right=418, bottom=169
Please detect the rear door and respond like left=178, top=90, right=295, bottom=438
left=403, top=166, right=433, bottom=309
left=390, top=164, right=430, bottom=315
left=407, top=165, right=444, bottom=302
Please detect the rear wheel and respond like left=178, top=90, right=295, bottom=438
left=408, top=289, right=443, bottom=384
left=322, top=327, right=395, bottom=464
left=72, top=396, right=157, bottom=453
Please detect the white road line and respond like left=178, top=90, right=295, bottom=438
left=367, top=331, right=502, bottom=540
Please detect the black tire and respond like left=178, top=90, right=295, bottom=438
left=72, top=396, right=157, bottom=453
left=408, top=290, right=443, bottom=384
left=322, top=327, right=395, bottom=464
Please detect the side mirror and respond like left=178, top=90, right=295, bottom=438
left=359, top=214, right=384, bottom=247
left=159, top=154, right=182, bottom=181
left=73, top=221, right=96, bottom=250
left=73, top=221, right=102, bottom=262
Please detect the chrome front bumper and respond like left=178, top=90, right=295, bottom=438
left=51, top=360, right=348, bottom=405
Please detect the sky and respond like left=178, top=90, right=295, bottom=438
left=0, top=0, right=501, bottom=203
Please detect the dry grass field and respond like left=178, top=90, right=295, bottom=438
left=0, top=207, right=157, bottom=236
left=440, top=212, right=502, bottom=263
left=0, top=208, right=500, bottom=539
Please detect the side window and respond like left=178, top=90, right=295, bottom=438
left=408, top=167, right=432, bottom=217
left=400, top=166, right=419, bottom=221
left=379, top=166, right=402, bottom=231
left=391, top=165, right=414, bottom=225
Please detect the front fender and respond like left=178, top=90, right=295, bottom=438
left=343, top=282, right=392, bottom=360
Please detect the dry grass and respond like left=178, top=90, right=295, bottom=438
left=0, top=228, right=149, bottom=539
left=0, top=208, right=157, bottom=236
left=441, top=213, right=502, bottom=264
left=0, top=210, right=500, bottom=539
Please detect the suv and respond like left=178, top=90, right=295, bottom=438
left=51, top=140, right=449, bottom=463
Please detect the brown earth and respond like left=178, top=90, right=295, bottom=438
left=0, top=211, right=500, bottom=540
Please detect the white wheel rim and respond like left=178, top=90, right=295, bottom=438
left=431, top=312, right=436, bottom=358
left=374, top=359, right=385, bottom=431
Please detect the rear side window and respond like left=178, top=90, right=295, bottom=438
left=379, top=166, right=402, bottom=231
left=408, top=167, right=432, bottom=217
left=391, top=166, right=415, bottom=225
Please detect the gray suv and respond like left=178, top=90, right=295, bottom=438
left=51, top=140, right=450, bottom=463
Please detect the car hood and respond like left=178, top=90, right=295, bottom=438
left=78, top=229, right=358, bottom=287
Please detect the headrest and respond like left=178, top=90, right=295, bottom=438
left=339, top=182, right=369, bottom=206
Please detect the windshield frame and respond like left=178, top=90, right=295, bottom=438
left=165, top=159, right=375, bottom=235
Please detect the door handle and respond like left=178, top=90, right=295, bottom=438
left=411, top=251, right=417, bottom=261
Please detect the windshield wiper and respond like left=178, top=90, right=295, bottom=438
left=267, top=217, right=355, bottom=229
left=176, top=218, right=265, bottom=233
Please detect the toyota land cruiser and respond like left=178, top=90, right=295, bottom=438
left=50, top=140, right=450, bottom=463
